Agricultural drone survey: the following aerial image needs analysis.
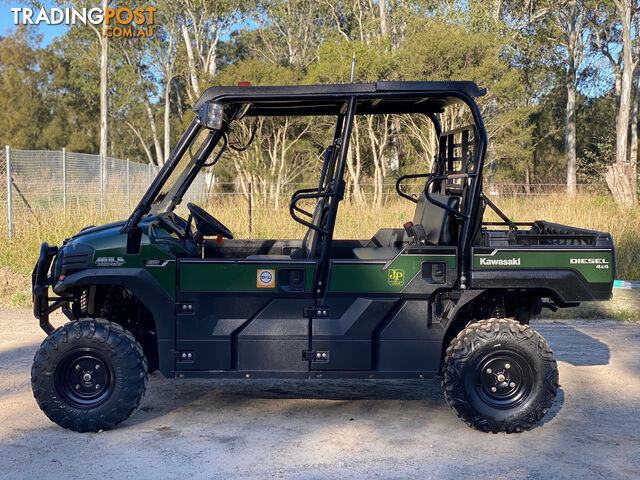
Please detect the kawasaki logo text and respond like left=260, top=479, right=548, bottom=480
left=479, top=257, right=521, bottom=266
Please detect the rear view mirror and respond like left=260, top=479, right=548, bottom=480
left=126, top=227, right=142, bottom=254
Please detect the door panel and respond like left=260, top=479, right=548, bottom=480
left=237, top=299, right=309, bottom=371
left=176, top=259, right=315, bottom=371
left=311, top=297, right=398, bottom=370
left=313, top=249, right=457, bottom=372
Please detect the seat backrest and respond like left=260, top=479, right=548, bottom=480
left=413, top=192, right=459, bottom=245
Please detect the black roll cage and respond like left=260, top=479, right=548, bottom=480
left=121, top=83, right=489, bottom=291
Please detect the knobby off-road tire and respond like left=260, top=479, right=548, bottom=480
left=442, top=318, right=558, bottom=433
left=31, top=318, right=148, bottom=432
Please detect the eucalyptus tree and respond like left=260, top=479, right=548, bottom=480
left=178, top=0, right=252, bottom=102
left=590, top=0, right=638, bottom=206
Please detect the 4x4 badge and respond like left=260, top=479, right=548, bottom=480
left=388, top=268, right=405, bottom=286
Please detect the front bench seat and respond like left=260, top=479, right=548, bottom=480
left=245, top=199, right=326, bottom=261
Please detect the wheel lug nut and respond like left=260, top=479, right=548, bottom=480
left=75, top=384, right=80, bottom=390
left=491, top=387, right=497, bottom=392
left=95, top=365, right=100, bottom=370
left=510, top=382, right=516, bottom=388
left=505, top=363, right=511, bottom=369
left=75, top=365, right=81, bottom=370
left=95, top=384, right=101, bottom=389
left=486, top=368, right=492, bottom=374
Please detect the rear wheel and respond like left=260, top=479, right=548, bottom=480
left=442, top=318, right=558, bottom=433
left=31, top=318, right=147, bottom=432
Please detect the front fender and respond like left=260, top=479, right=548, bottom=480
left=56, top=268, right=175, bottom=376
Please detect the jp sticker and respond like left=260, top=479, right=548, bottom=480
left=257, top=269, right=276, bottom=288
left=387, top=268, right=405, bottom=286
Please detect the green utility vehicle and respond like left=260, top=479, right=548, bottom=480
left=32, top=82, right=615, bottom=433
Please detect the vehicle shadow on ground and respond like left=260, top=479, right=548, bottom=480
left=128, top=376, right=565, bottom=432
left=538, top=387, right=564, bottom=427
left=534, top=322, right=610, bottom=366
left=128, top=376, right=447, bottom=426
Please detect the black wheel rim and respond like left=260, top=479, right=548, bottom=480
left=474, top=350, right=534, bottom=409
left=55, top=349, right=114, bottom=408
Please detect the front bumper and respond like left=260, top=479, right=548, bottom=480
left=32, top=242, right=67, bottom=334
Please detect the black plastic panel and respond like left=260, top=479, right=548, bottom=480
left=237, top=299, right=309, bottom=371
left=377, top=300, right=445, bottom=372
left=312, top=298, right=397, bottom=370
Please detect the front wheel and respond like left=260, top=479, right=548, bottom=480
left=442, top=318, right=558, bottom=433
left=31, top=319, right=147, bottom=432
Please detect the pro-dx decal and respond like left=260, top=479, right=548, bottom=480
left=95, top=256, right=126, bottom=267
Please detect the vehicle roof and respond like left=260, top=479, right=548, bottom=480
left=192, top=81, right=486, bottom=116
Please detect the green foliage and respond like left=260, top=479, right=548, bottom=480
left=0, top=28, right=49, bottom=149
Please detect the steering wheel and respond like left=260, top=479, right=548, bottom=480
left=186, top=203, right=234, bottom=239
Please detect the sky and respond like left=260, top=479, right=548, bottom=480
left=1, top=2, right=69, bottom=45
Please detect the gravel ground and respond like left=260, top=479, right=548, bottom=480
left=1, top=309, right=639, bottom=479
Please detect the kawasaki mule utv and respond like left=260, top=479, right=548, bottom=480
left=32, top=81, right=615, bottom=433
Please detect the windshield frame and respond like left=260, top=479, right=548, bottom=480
left=120, top=117, right=202, bottom=233
left=149, top=129, right=222, bottom=215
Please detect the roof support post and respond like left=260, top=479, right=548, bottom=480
left=314, top=96, right=357, bottom=298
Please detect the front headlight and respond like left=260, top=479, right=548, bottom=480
left=198, top=101, right=224, bottom=130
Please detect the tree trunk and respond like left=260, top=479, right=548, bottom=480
left=630, top=67, right=639, bottom=173
left=615, top=0, right=633, bottom=166
left=163, top=77, right=172, bottom=163
left=565, top=0, right=578, bottom=196
left=181, top=22, right=200, bottom=101
left=378, top=0, right=388, bottom=37
left=173, top=77, right=184, bottom=124
left=124, top=120, right=154, bottom=166
left=144, top=99, right=163, bottom=165
left=605, top=162, right=637, bottom=207
left=388, top=116, right=402, bottom=175
left=493, top=0, right=503, bottom=22
left=608, top=0, right=638, bottom=207
left=99, top=0, right=108, bottom=162
left=565, top=72, right=577, bottom=195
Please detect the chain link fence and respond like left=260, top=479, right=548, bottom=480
left=1, top=147, right=207, bottom=238
left=1, top=146, right=612, bottom=239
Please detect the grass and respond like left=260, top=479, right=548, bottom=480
left=0, top=193, right=638, bottom=314
left=539, top=289, right=640, bottom=322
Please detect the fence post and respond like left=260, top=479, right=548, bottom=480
left=126, top=158, right=130, bottom=213
left=62, top=147, right=66, bottom=212
left=5, top=145, right=12, bottom=240
left=99, top=154, right=104, bottom=215
left=248, top=181, right=253, bottom=234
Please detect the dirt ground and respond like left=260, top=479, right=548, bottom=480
left=1, top=309, right=639, bottom=480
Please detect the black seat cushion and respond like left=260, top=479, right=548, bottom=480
left=413, top=192, right=459, bottom=245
